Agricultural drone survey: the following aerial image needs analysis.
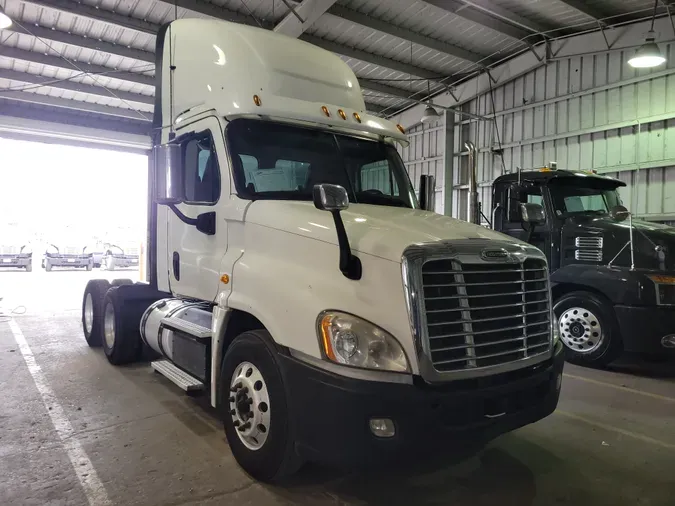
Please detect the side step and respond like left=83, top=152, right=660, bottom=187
left=161, top=316, right=211, bottom=339
left=151, top=360, right=204, bottom=392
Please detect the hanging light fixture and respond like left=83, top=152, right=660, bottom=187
left=628, top=1, right=666, bottom=68
left=0, top=7, right=12, bottom=29
left=420, top=80, right=441, bottom=123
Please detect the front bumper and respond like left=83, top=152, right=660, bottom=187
left=280, top=342, right=564, bottom=468
left=0, top=254, right=31, bottom=267
left=614, top=305, right=675, bottom=356
left=45, top=255, right=92, bottom=267
left=111, top=255, right=139, bottom=268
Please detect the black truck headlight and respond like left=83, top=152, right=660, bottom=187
left=317, top=311, right=410, bottom=373
left=648, top=275, right=675, bottom=305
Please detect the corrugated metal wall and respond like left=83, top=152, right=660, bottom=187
left=398, top=118, right=446, bottom=214
left=446, top=42, right=675, bottom=223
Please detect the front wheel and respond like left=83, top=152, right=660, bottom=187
left=45, top=261, right=52, bottom=272
left=554, top=291, right=622, bottom=367
left=25, top=262, right=32, bottom=272
left=220, top=330, right=301, bottom=482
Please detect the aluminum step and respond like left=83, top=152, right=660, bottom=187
left=161, top=316, right=212, bottom=339
left=151, top=360, right=204, bottom=392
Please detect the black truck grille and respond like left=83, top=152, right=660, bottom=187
left=422, top=259, right=551, bottom=373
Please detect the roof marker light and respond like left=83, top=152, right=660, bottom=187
left=321, top=106, right=330, bottom=117
left=253, top=95, right=261, bottom=106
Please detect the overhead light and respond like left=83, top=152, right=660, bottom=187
left=628, top=34, right=666, bottom=68
left=421, top=104, right=441, bottom=123
left=0, top=7, right=12, bottom=29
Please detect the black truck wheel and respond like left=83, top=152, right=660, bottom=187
left=101, top=287, right=142, bottom=365
left=554, top=291, right=622, bottom=367
left=220, top=330, right=301, bottom=482
left=82, top=279, right=111, bottom=347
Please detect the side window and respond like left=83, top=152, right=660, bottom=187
left=359, top=160, right=399, bottom=196
left=183, top=133, right=220, bottom=203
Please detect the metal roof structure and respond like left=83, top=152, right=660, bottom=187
left=0, top=0, right=673, bottom=152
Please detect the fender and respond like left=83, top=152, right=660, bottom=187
left=551, top=264, right=657, bottom=306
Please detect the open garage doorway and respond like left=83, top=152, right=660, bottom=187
left=0, top=138, right=147, bottom=315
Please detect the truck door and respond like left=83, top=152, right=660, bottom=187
left=166, top=116, right=229, bottom=301
left=500, top=184, right=552, bottom=260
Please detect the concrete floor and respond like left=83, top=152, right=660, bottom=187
left=1, top=268, right=674, bottom=506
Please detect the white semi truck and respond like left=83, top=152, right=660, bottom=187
left=81, top=19, right=564, bottom=482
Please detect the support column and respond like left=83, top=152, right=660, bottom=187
left=442, top=110, right=456, bottom=216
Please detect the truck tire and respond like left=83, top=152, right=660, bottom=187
left=86, top=262, right=93, bottom=271
left=45, top=260, right=52, bottom=272
left=25, top=262, right=32, bottom=272
left=220, top=330, right=302, bottom=482
left=101, top=287, right=142, bottom=365
left=105, top=255, right=116, bottom=271
left=554, top=291, right=622, bottom=367
left=82, top=279, right=111, bottom=347
left=111, top=279, right=134, bottom=286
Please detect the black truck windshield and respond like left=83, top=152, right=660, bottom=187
left=227, top=119, right=418, bottom=208
left=549, top=179, right=622, bottom=216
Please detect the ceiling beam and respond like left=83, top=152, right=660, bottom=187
left=0, top=68, right=154, bottom=105
left=0, top=46, right=155, bottom=87
left=459, top=0, right=551, bottom=34
left=555, top=0, right=611, bottom=21
left=359, top=78, right=418, bottom=100
left=327, top=5, right=491, bottom=65
left=19, top=0, right=449, bottom=81
left=274, top=0, right=338, bottom=38
left=0, top=89, right=152, bottom=121
left=20, top=0, right=157, bottom=34
left=4, top=23, right=154, bottom=63
left=423, top=0, right=533, bottom=41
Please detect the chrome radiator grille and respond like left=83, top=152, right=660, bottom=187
left=422, top=258, right=551, bottom=373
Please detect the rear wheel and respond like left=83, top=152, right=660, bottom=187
left=555, top=291, right=622, bottom=366
left=45, top=261, right=52, bottom=272
left=25, top=262, right=32, bottom=272
left=101, top=287, right=142, bottom=365
left=82, top=280, right=111, bottom=346
left=86, top=262, right=93, bottom=271
left=220, top=330, right=301, bottom=482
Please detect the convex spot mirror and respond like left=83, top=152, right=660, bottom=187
left=609, top=205, right=631, bottom=222
left=520, top=202, right=545, bottom=226
left=313, top=184, right=349, bottom=211
left=153, top=144, right=183, bottom=204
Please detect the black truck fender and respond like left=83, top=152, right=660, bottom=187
left=550, top=264, right=657, bottom=306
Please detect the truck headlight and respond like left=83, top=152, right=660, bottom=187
left=317, top=311, right=410, bottom=373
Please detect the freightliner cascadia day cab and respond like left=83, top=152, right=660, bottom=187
left=489, top=167, right=675, bottom=365
left=81, top=19, right=564, bottom=481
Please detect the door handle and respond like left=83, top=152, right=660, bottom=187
left=172, top=251, right=180, bottom=281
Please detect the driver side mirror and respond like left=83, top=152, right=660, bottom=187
left=520, top=203, right=545, bottom=226
left=153, top=144, right=183, bottom=204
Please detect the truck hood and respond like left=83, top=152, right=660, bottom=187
left=245, top=201, right=517, bottom=263
left=565, top=214, right=675, bottom=269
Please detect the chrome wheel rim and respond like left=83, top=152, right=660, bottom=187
left=559, top=307, right=603, bottom=353
left=229, top=362, right=270, bottom=451
left=84, top=293, right=94, bottom=334
left=103, top=303, right=115, bottom=349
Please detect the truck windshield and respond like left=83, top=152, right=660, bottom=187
left=549, top=180, right=622, bottom=216
left=227, top=119, right=418, bottom=208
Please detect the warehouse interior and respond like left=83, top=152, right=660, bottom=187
left=1, top=1, right=674, bottom=505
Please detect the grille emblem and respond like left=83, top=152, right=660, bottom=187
left=480, top=248, right=510, bottom=261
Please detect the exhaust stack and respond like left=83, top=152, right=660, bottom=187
left=465, top=141, right=480, bottom=225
